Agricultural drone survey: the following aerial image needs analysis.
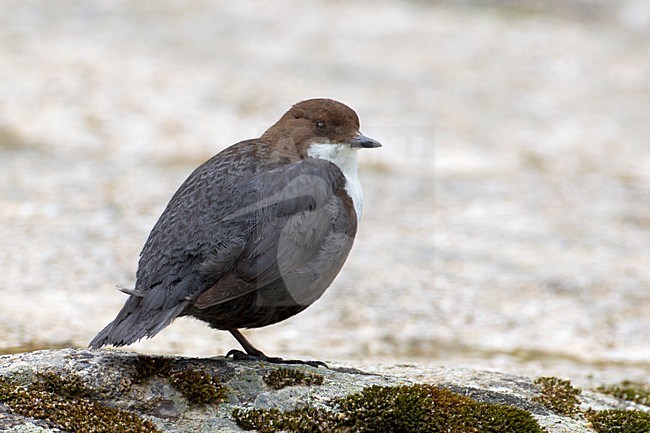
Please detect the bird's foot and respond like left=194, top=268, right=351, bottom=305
left=226, top=349, right=328, bottom=368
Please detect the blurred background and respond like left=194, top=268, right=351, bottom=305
left=0, top=0, right=648, bottom=385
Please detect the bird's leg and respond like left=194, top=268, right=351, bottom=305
left=226, top=329, right=328, bottom=368
left=228, top=328, right=266, bottom=357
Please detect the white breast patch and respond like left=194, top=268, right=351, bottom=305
left=307, top=142, right=363, bottom=222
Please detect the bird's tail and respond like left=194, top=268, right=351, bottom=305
left=88, top=295, right=189, bottom=349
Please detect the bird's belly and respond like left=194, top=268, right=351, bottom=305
left=189, top=275, right=328, bottom=329
left=188, top=233, right=353, bottom=329
left=191, top=295, right=300, bottom=330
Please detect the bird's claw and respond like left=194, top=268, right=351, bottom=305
left=226, top=349, right=328, bottom=368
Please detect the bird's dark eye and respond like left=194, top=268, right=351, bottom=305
left=315, top=121, right=327, bottom=135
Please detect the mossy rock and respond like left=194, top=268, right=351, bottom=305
left=532, top=376, right=581, bottom=416
left=598, top=380, right=650, bottom=406
left=263, top=367, right=324, bottom=390
left=130, top=354, right=227, bottom=405
left=586, top=409, right=650, bottom=433
left=169, top=369, right=228, bottom=404
left=132, top=354, right=175, bottom=384
left=4, top=349, right=650, bottom=433
left=233, top=383, right=546, bottom=433
left=0, top=372, right=160, bottom=433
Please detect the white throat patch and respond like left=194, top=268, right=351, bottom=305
left=307, top=142, right=363, bottom=222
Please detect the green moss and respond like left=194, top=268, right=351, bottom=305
left=586, top=409, right=650, bottom=433
left=532, top=376, right=581, bottom=416
left=131, top=354, right=174, bottom=384
left=264, top=368, right=324, bottom=390
left=0, top=378, right=13, bottom=400
left=0, top=373, right=160, bottom=433
left=233, top=384, right=545, bottom=433
left=169, top=369, right=227, bottom=404
left=233, top=407, right=330, bottom=433
left=131, top=355, right=226, bottom=405
left=37, top=371, right=91, bottom=398
left=598, top=380, right=650, bottom=406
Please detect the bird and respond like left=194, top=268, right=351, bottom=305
left=89, top=98, right=381, bottom=366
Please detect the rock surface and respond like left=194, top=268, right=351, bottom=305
left=1, top=349, right=649, bottom=432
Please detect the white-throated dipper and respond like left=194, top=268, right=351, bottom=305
left=89, top=98, right=381, bottom=366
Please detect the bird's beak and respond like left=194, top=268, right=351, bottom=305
left=349, top=132, right=382, bottom=148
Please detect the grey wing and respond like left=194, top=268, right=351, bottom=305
left=90, top=149, right=250, bottom=348
left=192, top=159, right=358, bottom=309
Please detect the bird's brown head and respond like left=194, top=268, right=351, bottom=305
left=261, top=98, right=381, bottom=157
